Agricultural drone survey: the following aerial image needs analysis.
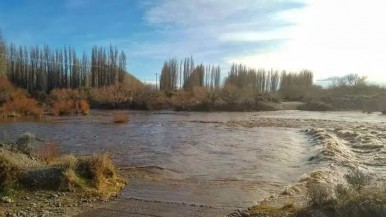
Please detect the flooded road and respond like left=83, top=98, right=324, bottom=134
left=1, top=110, right=386, bottom=213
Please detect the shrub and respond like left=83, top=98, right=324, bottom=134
left=51, top=100, right=73, bottom=116
left=12, top=132, right=35, bottom=155
left=76, top=99, right=90, bottom=115
left=56, top=154, right=124, bottom=195
left=77, top=153, right=116, bottom=189
left=55, top=155, right=85, bottom=190
left=0, top=77, right=15, bottom=104
left=0, top=156, right=21, bottom=191
left=63, top=167, right=83, bottom=189
left=89, top=85, right=128, bottom=108
left=51, top=99, right=90, bottom=116
left=38, top=142, right=60, bottom=163
left=171, top=91, right=194, bottom=110
left=49, top=89, right=90, bottom=116
left=0, top=77, right=13, bottom=91
left=1, top=97, right=42, bottom=117
left=130, top=85, right=170, bottom=110
left=53, top=154, right=78, bottom=170
left=48, top=88, right=87, bottom=102
left=0, top=78, right=41, bottom=116
left=192, top=86, right=209, bottom=102
left=113, top=113, right=129, bottom=124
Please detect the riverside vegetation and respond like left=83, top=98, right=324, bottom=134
left=0, top=132, right=126, bottom=217
left=1, top=30, right=386, bottom=116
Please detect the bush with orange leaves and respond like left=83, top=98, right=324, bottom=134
left=51, top=100, right=73, bottom=116
left=112, top=112, right=129, bottom=124
left=0, top=77, right=16, bottom=104
left=0, top=77, right=14, bottom=91
left=1, top=97, right=43, bottom=117
left=0, top=77, right=43, bottom=117
left=48, top=89, right=90, bottom=116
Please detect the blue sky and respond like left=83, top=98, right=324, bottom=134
left=1, top=0, right=386, bottom=83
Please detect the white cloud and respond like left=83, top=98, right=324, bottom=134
left=142, top=0, right=386, bottom=83
left=141, top=0, right=304, bottom=67
left=229, top=0, right=386, bottom=82
left=146, top=0, right=265, bottom=26
left=219, top=28, right=292, bottom=42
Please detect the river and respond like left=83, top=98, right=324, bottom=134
left=1, top=110, right=385, bottom=210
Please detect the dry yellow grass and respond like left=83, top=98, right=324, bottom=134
left=0, top=156, right=22, bottom=191
left=57, top=153, right=125, bottom=197
left=1, top=148, right=125, bottom=198
left=38, top=142, right=60, bottom=163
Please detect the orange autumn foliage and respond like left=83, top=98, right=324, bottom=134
left=48, top=89, right=90, bottom=116
left=112, top=113, right=129, bottom=124
left=0, top=77, right=43, bottom=117
left=51, top=99, right=89, bottom=116
left=1, top=96, right=42, bottom=117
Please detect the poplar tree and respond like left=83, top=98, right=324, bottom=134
left=0, top=31, right=6, bottom=76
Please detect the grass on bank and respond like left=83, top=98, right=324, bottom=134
left=54, top=153, right=125, bottom=197
left=0, top=133, right=125, bottom=199
left=0, top=155, right=22, bottom=193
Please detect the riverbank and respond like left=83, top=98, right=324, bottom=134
left=0, top=133, right=126, bottom=217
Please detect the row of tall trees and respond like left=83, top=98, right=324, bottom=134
left=184, top=64, right=221, bottom=91
left=280, top=70, right=313, bottom=90
left=90, top=46, right=126, bottom=88
left=224, top=64, right=315, bottom=96
left=159, top=57, right=221, bottom=91
left=0, top=32, right=6, bottom=76
left=159, top=59, right=314, bottom=94
left=225, top=64, right=281, bottom=93
left=159, top=58, right=178, bottom=91
left=4, top=42, right=127, bottom=92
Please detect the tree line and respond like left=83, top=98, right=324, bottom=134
left=159, top=57, right=221, bottom=91
left=1, top=28, right=314, bottom=96
left=225, top=64, right=313, bottom=93
left=0, top=32, right=6, bottom=76
left=1, top=32, right=127, bottom=93
left=225, top=64, right=281, bottom=93
left=159, top=59, right=314, bottom=94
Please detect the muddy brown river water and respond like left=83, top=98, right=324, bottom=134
left=1, top=110, right=386, bottom=213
